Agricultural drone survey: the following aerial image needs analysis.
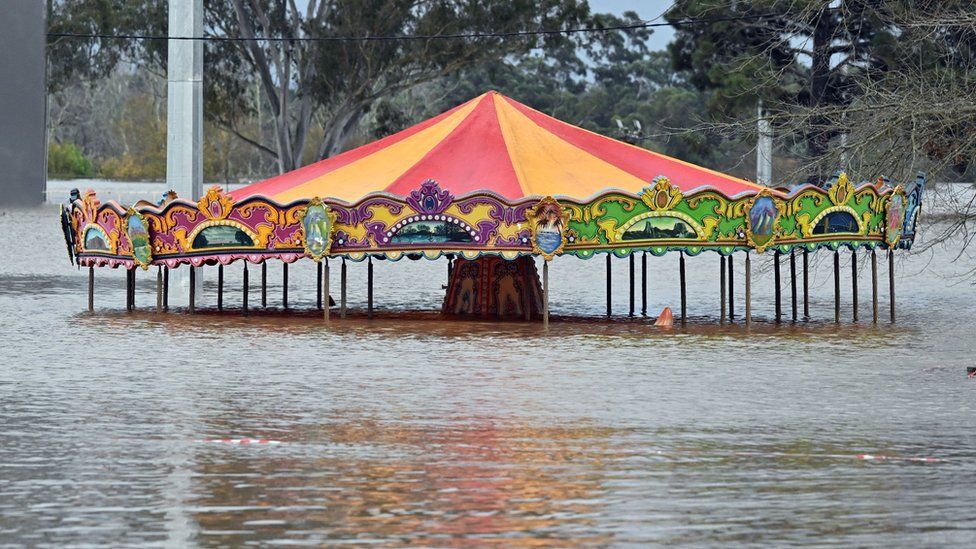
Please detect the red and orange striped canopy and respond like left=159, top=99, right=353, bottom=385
left=234, top=91, right=763, bottom=203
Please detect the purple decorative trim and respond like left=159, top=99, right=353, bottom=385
left=406, top=179, right=453, bottom=215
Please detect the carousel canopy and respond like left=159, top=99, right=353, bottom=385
left=233, top=91, right=764, bottom=204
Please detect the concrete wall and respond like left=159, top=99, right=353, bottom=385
left=0, top=0, right=46, bottom=206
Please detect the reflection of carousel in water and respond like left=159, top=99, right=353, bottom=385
left=61, top=91, right=925, bottom=326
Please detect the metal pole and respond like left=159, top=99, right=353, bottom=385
left=803, top=249, right=810, bottom=319
left=323, top=259, right=330, bottom=321
left=156, top=266, right=163, bottom=313
left=629, top=253, right=635, bottom=317
left=317, top=261, right=323, bottom=310
left=833, top=250, right=840, bottom=323
left=719, top=255, right=726, bottom=323
left=242, top=263, right=249, bottom=315
left=217, top=263, right=224, bottom=311
left=641, top=252, right=647, bottom=317
left=261, top=261, right=267, bottom=307
left=188, top=266, right=196, bottom=314
left=543, top=260, right=550, bottom=328
left=889, top=249, right=895, bottom=322
left=367, top=256, right=374, bottom=318
left=774, top=251, right=782, bottom=322
left=728, top=255, right=735, bottom=321
left=282, top=262, right=289, bottom=309
left=851, top=250, right=858, bottom=322
left=88, top=265, right=94, bottom=312
left=871, top=248, right=878, bottom=323
left=126, top=269, right=134, bottom=311
left=606, top=253, right=612, bottom=318
left=679, top=251, right=687, bottom=325
left=340, top=257, right=347, bottom=319
left=163, top=266, right=169, bottom=311
left=744, top=253, right=751, bottom=325
left=790, top=250, right=797, bottom=322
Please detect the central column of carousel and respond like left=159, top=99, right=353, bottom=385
left=441, top=256, right=544, bottom=320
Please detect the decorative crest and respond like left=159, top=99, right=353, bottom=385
left=197, top=186, right=235, bottom=221
left=406, top=179, right=453, bottom=215
left=828, top=172, right=854, bottom=206
left=527, top=196, right=569, bottom=261
left=81, top=189, right=100, bottom=222
left=640, top=176, right=682, bottom=211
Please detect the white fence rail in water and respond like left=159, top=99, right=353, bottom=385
left=45, top=180, right=248, bottom=205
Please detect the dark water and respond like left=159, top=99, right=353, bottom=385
left=1, top=205, right=975, bottom=547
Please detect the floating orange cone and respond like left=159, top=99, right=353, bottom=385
left=654, top=306, right=673, bottom=327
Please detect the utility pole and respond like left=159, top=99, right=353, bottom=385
left=167, top=0, right=204, bottom=296
left=756, top=100, right=773, bottom=186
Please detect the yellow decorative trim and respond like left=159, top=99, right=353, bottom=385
left=806, top=205, right=864, bottom=237
left=640, top=176, right=683, bottom=211
left=187, top=219, right=262, bottom=252
left=80, top=223, right=115, bottom=254
left=613, top=210, right=704, bottom=242
left=197, top=186, right=235, bottom=221
left=742, top=189, right=785, bottom=253
left=296, top=197, right=338, bottom=262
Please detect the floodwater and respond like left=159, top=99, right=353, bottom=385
left=2, top=199, right=976, bottom=547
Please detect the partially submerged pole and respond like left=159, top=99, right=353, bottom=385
left=282, top=262, right=289, bottom=309
left=242, top=263, right=249, bottom=315
left=367, top=256, right=374, bottom=319
left=641, top=252, right=647, bottom=317
left=260, top=261, right=267, bottom=308
left=871, top=248, right=879, bottom=323
left=317, top=261, right=323, bottom=310
left=889, top=249, right=896, bottom=322
left=728, top=255, right=735, bottom=321
left=679, top=251, right=687, bottom=325
left=833, top=250, right=840, bottom=323
left=802, top=249, right=810, bottom=319
left=744, top=252, right=751, bottom=325
left=629, top=253, right=635, bottom=317
left=340, top=257, right=347, bottom=319
left=719, top=255, right=726, bottom=323
left=88, top=265, right=94, bottom=312
left=126, top=268, right=134, bottom=311
left=163, top=266, right=169, bottom=311
left=605, top=253, right=612, bottom=318
left=790, top=250, right=797, bottom=322
left=774, top=251, right=782, bottom=322
left=543, top=260, right=550, bottom=328
left=323, top=259, right=330, bottom=321
left=188, top=266, right=196, bottom=313
left=851, top=250, right=858, bottom=321
left=156, top=266, right=163, bottom=313
left=217, top=263, right=224, bottom=311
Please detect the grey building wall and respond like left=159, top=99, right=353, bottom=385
left=0, top=1, right=46, bottom=206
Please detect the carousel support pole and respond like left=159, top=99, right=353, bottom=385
left=188, top=266, right=196, bottom=314
left=367, top=256, right=374, bottom=319
left=543, top=260, right=550, bottom=328
left=323, top=259, right=330, bottom=322
left=629, top=253, right=635, bottom=317
left=317, top=261, right=323, bottom=310
left=641, top=252, right=647, bottom=317
left=851, top=250, right=859, bottom=322
left=679, top=252, right=687, bottom=325
left=126, top=268, right=134, bottom=311
left=242, top=263, right=249, bottom=316
left=790, top=250, right=797, bottom=322
left=163, top=266, right=170, bottom=311
left=889, top=249, right=896, bottom=322
left=728, top=255, right=735, bottom=321
left=605, top=253, right=612, bottom=318
left=282, top=262, right=289, bottom=309
left=340, top=258, right=347, bottom=319
left=833, top=250, right=840, bottom=323
left=803, top=249, right=810, bottom=319
left=217, top=264, right=224, bottom=311
left=156, top=266, right=163, bottom=313
left=719, top=255, right=726, bottom=323
left=774, top=251, right=782, bottom=322
left=744, top=252, right=752, bottom=325
left=260, top=261, right=267, bottom=308
left=88, top=265, right=94, bottom=312
left=871, top=248, right=879, bottom=323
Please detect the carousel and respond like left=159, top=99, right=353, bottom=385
left=61, top=91, right=925, bottom=326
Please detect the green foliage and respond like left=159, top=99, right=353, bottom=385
left=47, top=142, right=94, bottom=178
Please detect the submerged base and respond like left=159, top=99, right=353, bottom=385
left=442, top=256, right=543, bottom=319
